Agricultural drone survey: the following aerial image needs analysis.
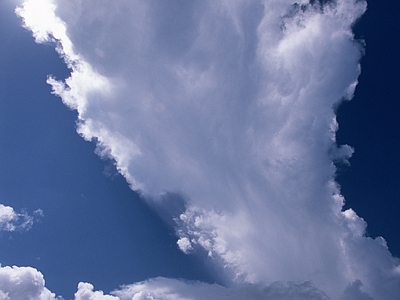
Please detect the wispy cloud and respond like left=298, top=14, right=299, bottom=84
left=13, top=0, right=400, bottom=299
left=0, top=204, right=40, bottom=232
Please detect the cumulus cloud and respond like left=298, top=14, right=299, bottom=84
left=15, top=0, right=400, bottom=299
left=0, top=266, right=56, bottom=300
left=74, top=283, right=118, bottom=300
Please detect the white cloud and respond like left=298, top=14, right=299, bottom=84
left=74, top=283, right=118, bottom=300
left=0, top=266, right=57, bottom=300
left=0, top=204, right=38, bottom=232
left=0, top=276, right=330, bottom=300
left=113, top=277, right=331, bottom=300
left=15, top=0, right=400, bottom=299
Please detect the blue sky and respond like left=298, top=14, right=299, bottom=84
left=0, top=0, right=399, bottom=299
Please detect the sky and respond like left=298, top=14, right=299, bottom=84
left=0, top=0, right=399, bottom=299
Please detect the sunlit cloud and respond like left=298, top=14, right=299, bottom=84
left=0, top=266, right=56, bottom=300
left=0, top=204, right=40, bottom=232
left=12, top=0, right=400, bottom=299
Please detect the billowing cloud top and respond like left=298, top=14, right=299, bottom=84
left=11, top=0, right=400, bottom=299
left=0, top=266, right=56, bottom=300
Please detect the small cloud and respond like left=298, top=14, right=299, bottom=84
left=0, top=204, right=42, bottom=232
left=74, top=282, right=118, bottom=300
left=177, top=237, right=193, bottom=254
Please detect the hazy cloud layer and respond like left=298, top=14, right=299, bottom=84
left=15, top=0, right=400, bottom=299
left=113, top=277, right=331, bottom=300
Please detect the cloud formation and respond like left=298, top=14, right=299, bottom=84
left=0, top=204, right=40, bottom=232
left=114, top=277, right=331, bottom=300
left=14, top=0, right=400, bottom=299
left=0, top=266, right=56, bottom=300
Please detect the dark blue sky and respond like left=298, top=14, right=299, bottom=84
left=336, top=0, right=400, bottom=257
left=0, top=1, right=399, bottom=299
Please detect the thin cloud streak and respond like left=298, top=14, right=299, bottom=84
left=10, top=0, right=400, bottom=299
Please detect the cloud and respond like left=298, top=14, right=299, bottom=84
left=14, top=0, right=400, bottom=299
left=0, top=275, right=329, bottom=300
left=74, top=283, right=118, bottom=300
left=0, top=266, right=56, bottom=300
left=0, top=204, right=39, bottom=232
left=113, top=277, right=331, bottom=300
left=341, top=280, right=374, bottom=300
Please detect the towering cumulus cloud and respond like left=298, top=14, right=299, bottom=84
left=14, top=0, right=400, bottom=299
